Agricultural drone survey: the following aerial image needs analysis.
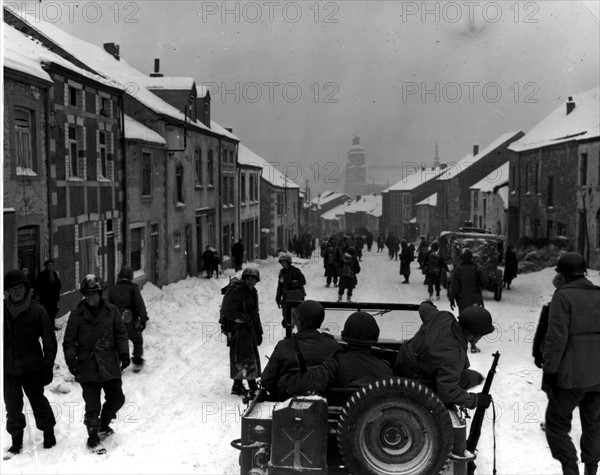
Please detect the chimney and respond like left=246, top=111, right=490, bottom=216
left=226, top=128, right=233, bottom=133
left=473, top=145, right=479, bottom=156
left=566, top=96, right=575, bottom=115
left=356, top=195, right=361, bottom=201
left=103, top=43, right=120, bottom=60
left=150, top=58, right=163, bottom=78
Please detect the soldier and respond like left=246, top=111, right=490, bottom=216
left=107, top=266, right=149, bottom=371
left=542, top=252, right=600, bottom=475
left=395, top=301, right=494, bottom=410
left=449, top=248, right=487, bottom=353
left=424, top=241, right=448, bottom=301
left=3, top=270, right=57, bottom=456
left=278, top=311, right=393, bottom=395
left=337, top=248, right=361, bottom=302
left=63, top=275, right=129, bottom=451
left=275, top=253, right=306, bottom=325
left=261, top=300, right=340, bottom=400
left=323, top=237, right=342, bottom=287
left=34, top=259, right=62, bottom=330
left=220, top=267, right=263, bottom=398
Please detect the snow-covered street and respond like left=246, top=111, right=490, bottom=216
left=2, top=248, right=590, bottom=475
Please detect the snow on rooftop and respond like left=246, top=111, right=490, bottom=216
left=509, top=87, right=600, bottom=152
left=143, top=76, right=196, bottom=91
left=344, top=194, right=381, bottom=214
left=470, top=162, right=510, bottom=192
left=7, top=8, right=231, bottom=138
left=124, top=115, right=166, bottom=145
left=3, top=25, right=115, bottom=87
left=209, top=120, right=239, bottom=141
left=383, top=166, right=442, bottom=191
left=415, top=192, right=438, bottom=206
left=310, top=191, right=347, bottom=207
left=437, top=131, right=521, bottom=181
left=238, top=143, right=300, bottom=189
left=320, top=201, right=351, bottom=220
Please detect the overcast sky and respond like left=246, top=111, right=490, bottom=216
left=12, top=1, right=600, bottom=194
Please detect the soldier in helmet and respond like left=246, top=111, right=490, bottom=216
left=261, top=300, right=341, bottom=400
left=63, top=274, right=129, bottom=451
left=541, top=252, right=600, bottom=475
left=107, top=266, right=149, bottom=371
left=3, top=269, right=57, bottom=456
left=275, top=252, right=306, bottom=325
left=278, top=311, right=393, bottom=395
left=395, top=301, right=494, bottom=410
left=220, top=267, right=264, bottom=398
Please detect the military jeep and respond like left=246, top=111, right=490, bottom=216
left=231, top=301, right=476, bottom=475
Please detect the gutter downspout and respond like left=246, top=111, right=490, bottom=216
left=45, top=84, right=54, bottom=259
left=120, top=94, right=128, bottom=266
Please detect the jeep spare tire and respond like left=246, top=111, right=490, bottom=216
left=337, top=377, right=453, bottom=475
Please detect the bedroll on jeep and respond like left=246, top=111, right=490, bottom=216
left=231, top=301, right=481, bottom=475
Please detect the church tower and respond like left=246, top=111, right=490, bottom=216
left=345, top=134, right=367, bottom=196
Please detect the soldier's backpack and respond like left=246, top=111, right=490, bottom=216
left=341, top=253, right=355, bottom=278
left=326, top=246, right=338, bottom=265
left=427, top=251, right=442, bottom=276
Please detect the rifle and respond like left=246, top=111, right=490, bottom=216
left=466, top=351, right=500, bottom=475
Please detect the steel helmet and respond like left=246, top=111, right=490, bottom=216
left=241, top=267, right=260, bottom=282
left=80, top=274, right=106, bottom=294
left=555, top=252, right=586, bottom=276
left=341, top=311, right=380, bottom=345
left=278, top=253, right=292, bottom=264
left=118, top=265, right=134, bottom=280
left=4, top=269, right=30, bottom=291
left=458, top=305, right=495, bottom=336
left=293, top=300, right=325, bottom=329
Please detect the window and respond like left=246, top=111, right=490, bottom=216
left=69, top=86, right=77, bottom=107
left=207, top=150, right=214, bottom=185
left=473, top=192, right=478, bottom=211
left=130, top=227, right=143, bottom=272
left=524, top=163, right=529, bottom=193
left=534, top=162, right=539, bottom=194
left=229, top=177, right=234, bottom=205
left=547, top=176, right=554, bottom=207
left=78, top=221, right=98, bottom=278
left=176, top=164, right=184, bottom=203
left=194, top=148, right=202, bottom=185
left=68, top=125, right=79, bottom=177
left=142, top=152, right=151, bottom=197
left=580, top=152, right=588, bottom=186
left=241, top=175, right=246, bottom=203
left=557, top=222, right=567, bottom=237
left=100, top=97, right=111, bottom=117
left=14, top=107, right=34, bottom=172
left=510, top=165, right=516, bottom=191
left=98, top=131, right=107, bottom=178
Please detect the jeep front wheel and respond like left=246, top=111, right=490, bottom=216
left=337, top=377, right=453, bottom=475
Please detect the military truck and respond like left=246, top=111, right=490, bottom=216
left=231, top=301, right=491, bottom=475
left=438, top=231, right=505, bottom=302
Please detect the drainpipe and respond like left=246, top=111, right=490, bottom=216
left=217, top=137, right=223, bottom=259
left=120, top=94, right=128, bottom=266
left=45, top=84, right=54, bottom=260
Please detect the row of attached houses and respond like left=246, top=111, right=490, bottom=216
left=378, top=87, right=599, bottom=269
left=3, top=8, right=302, bottom=312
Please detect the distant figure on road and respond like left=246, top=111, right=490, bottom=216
left=231, top=239, right=244, bottom=272
left=503, top=245, right=518, bottom=290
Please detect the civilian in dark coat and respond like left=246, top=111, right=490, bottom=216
left=63, top=275, right=129, bottom=449
left=201, top=246, right=216, bottom=278
left=107, top=266, right=149, bottom=366
left=503, top=245, right=518, bottom=289
left=279, top=311, right=392, bottom=395
left=34, top=259, right=62, bottom=329
left=396, top=301, right=495, bottom=409
left=231, top=239, right=245, bottom=272
left=542, top=253, right=600, bottom=475
left=261, top=300, right=341, bottom=400
left=220, top=268, right=263, bottom=396
left=3, top=270, right=57, bottom=455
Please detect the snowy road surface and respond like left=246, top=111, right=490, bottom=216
left=3, top=247, right=589, bottom=474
